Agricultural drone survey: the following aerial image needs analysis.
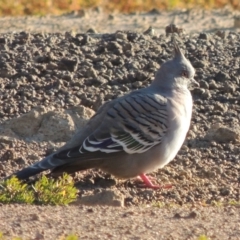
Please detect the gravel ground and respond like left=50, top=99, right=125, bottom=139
left=0, top=205, right=239, bottom=240
left=0, top=8, right=239, bottom=240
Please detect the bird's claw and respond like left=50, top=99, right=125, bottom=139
left=137, top=173, right=173, bottom=190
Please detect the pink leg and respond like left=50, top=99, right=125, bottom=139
left=139, top=173, right=172, bottom=189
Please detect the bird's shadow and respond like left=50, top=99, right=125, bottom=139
left=21, top=170, right=134, bottom=190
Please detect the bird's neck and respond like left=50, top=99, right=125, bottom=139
left=147, top=84, right=171, bottom=95
left=148, top=81, right=188, bottom=96
left=150, top=71, right=189, bottom=91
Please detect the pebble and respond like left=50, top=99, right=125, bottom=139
left=74, top=190, right=124, bottom=207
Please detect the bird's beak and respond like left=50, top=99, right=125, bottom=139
left=190, top=78, right=199, bottom=88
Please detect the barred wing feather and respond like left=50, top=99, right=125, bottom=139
left=61, top=93, right=168, bottom=158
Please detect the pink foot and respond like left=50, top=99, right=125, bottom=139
left=138, top=173, right=172, bottom=190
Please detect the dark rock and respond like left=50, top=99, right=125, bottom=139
left=59, top=58, right=78, bottom=72
left=215, top=71, right=230, bottom=82
left=199, top=33, right=209, bottom=40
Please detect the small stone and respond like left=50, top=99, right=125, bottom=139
left=143, top=26, right=155, bottom=36
left=148, top=8, right=161, bottom=14
left=223, top=82, right=236, bottom=93
left=220, top=187, right=231, bottom=196
left=215, top=71, right=230, bottom=82
left=188, top=210, right=201, bottom=218
left=191, top=87, right=205, bottom=96
left=34, top=231, right=44, bottom=240
left=59, top=58, right=78, bottom=72
left=0, top=163, right=5, bottom=170
left=86, top=208, right=94, bottom=213
left=199, top=80, right=209, bottom=89
left=88, top=77, right=107, bottom=86
left=132, top=81, right=143, bottom=88
left=93, top=6, right=102, bottom=13
left=208, top=80, right=219, bottom=89
left=198, top=33, right=209, bottom=40
left=74, top=9, right=87, bottom=18
left=86, top=28, right=97, bottom=34
left=214, top=102, right=228, bottom=113
left=165, top=24, right=183, bottom=36
left=234, top=16, right=240, bottom=28
left=108, top=14, right=114, bottom=20
left=75, top=190, right=124, bottom=207
left=173, top=213, right=182, bottom=218
left=1, top=149, right=16, bottom=161
left=15, top=157, right=26, bottom=165
left=211, top=166, right=223, bottom=175
left=37, top=111, right=75, bottom=142
left=0, top=38, right=6, bottom=44
left=115, top=31, right=128, bottom=41
left=202, top=89, right=211, bottom=99
left=86, top=67, right=98, bottom=78
left=205, top=124, right=240, bottom=143
left=193, top=60, right=208, bottom=68
left=30, top=213, right=41, bottom=221
left=215, top=30, right=226, bottom=39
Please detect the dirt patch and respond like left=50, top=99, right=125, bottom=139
left=0, top=205, right=239, bottom=239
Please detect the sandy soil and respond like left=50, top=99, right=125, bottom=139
left=0, top=8, right=240, bottom=240
left=0, top=7, right=239, bottom=34
left=0, top=204, right=239, bottom=240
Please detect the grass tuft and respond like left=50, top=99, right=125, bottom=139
left=197, top=235, right=211, bottom=240
left=33, top=174, right=78, bottom=205
left=64, top=234, right=79, bottom=240
left=0, top=174, right=78, bottom=205
left=210, top=200, right=240, bottom=207
left=0, top=176, right=35, bottom=204
left=0, top=232, right=79, bottom=240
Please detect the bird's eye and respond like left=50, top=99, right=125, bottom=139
left=181, top=70, right=188, bottom=78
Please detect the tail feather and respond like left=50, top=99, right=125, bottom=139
left=9, top=154, right=103, bottom=180
left=7, top=146, right=124, bottom=180
left=10, top=154, right=56, bottom=180
left=12, top=165, right=46, bottom=180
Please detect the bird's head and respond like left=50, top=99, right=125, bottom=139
left=152, top=43, right=198, bottom=90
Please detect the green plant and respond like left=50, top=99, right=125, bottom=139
left=0, top=176, right=34, bottom=204
left=0, top=232, right=79, bottom=240
left=64, top=234, right=79, bottom=240
left=33, top=174, right=78, bottom=205
left=197, top=235, right=211, bottom=240
left=228, top=200, right=240, bottom=207
left=0, top=232, right=3, bottom=240
left=0, top=174, right=78, bottom=205
left=210, top=200, right=240, bottom=207
left=0, top=232, right=23, bottom=240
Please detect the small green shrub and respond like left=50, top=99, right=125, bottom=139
left=228, top=200, right=240, bottom=207
left=0, top=232, right=79, bottom=240
left=0, top=232, right=23, bottom=240
left=0, top=174, right=78, bottom=205
left=210, top=200, right=240, bottom=207
left=197, top=235, right=211, bottom=240
left=33, top=174, right=78, bottom=205
left=64, top=234, right=79, bottom=240
left=0, top=176, right=34, bottom=204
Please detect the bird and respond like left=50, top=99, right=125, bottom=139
left=8, top=42, right=198, bottom=189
